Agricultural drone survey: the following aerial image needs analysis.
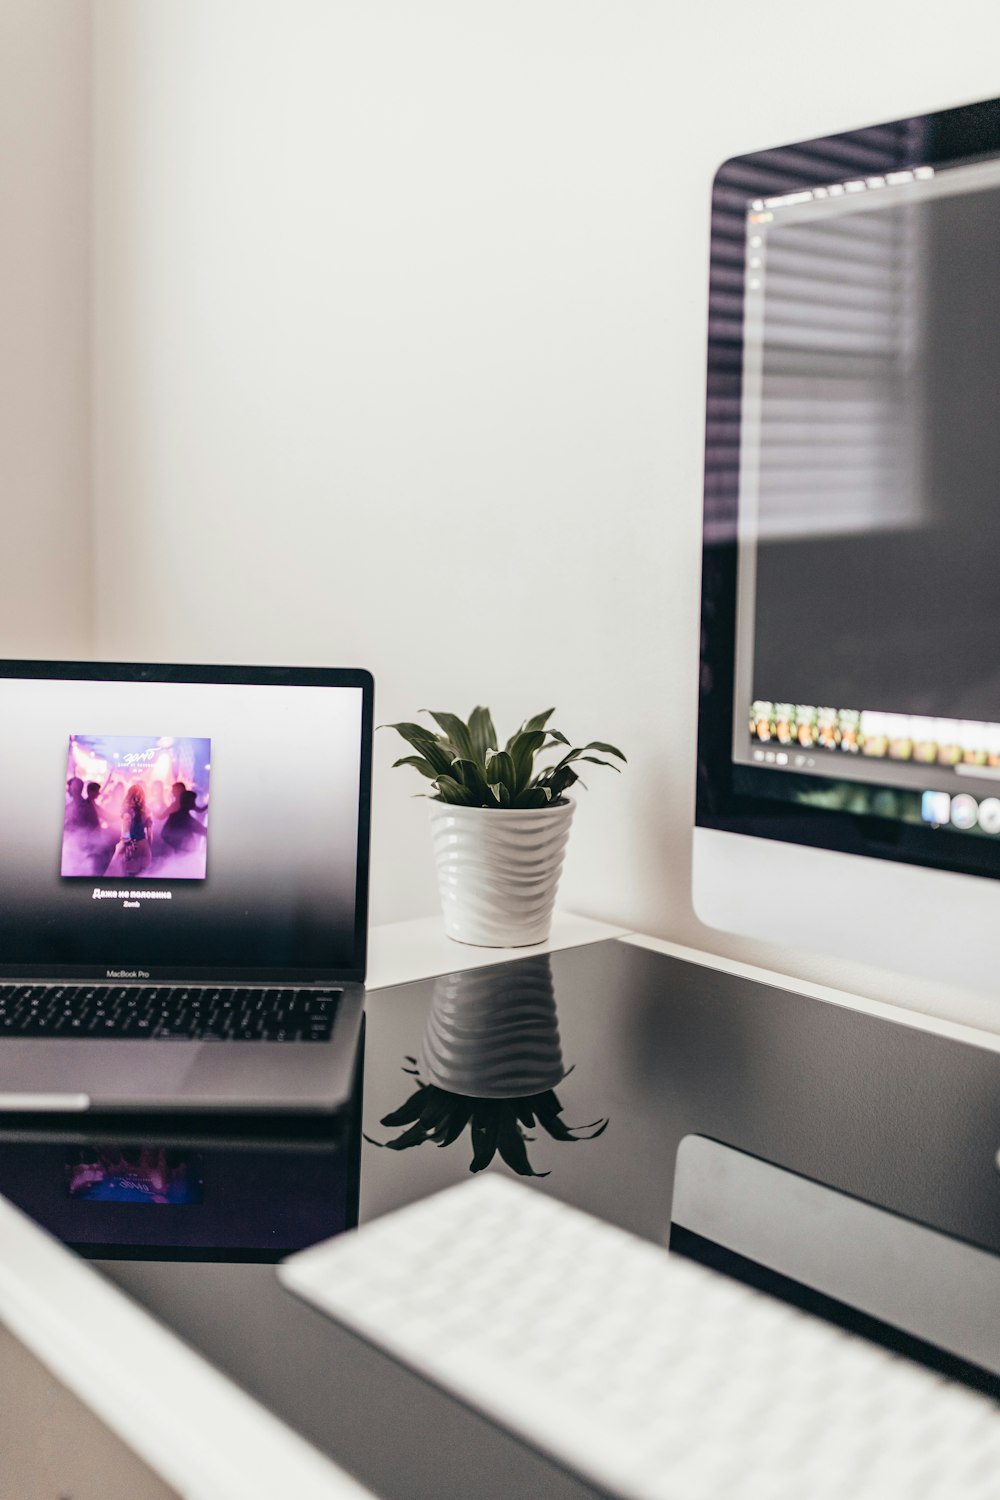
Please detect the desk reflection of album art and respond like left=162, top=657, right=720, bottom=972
left=61, top=734, right=211, bottom=881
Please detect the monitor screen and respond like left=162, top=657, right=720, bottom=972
left=698, top=97, right=1000, bottom=889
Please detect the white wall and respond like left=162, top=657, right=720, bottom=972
left=79, top=0, right=1000, bottom=1030
left=0, top=0, right=92, bottom=657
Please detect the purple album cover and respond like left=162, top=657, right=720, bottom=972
left=61, top=734, right=211, bottom=881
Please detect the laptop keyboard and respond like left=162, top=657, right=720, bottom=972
left=0, top=985, right=341, bottom=1041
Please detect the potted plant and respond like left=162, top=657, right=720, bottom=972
left=384, top=707, right=625, bottom=946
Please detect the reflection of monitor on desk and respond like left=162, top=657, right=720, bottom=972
left=695, top=94, right=1000, bottom=998
left=671, top=1135, right=1000, bottom=1382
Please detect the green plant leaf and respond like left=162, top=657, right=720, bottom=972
left=510, top=786, right=551, bottom=808
left=382, top=720, right=439, bottom=746
left=522, top=708, right=556, bottom=734
left=541, top=765, right=579, bottom=798
left=467, top=706, right=497, bottom=765
left=389, top=715, right=624, bottom=805
left=432, top=774, right=474, bottom=805
left=451, top=758, right=492, bottom=804
left=503, top=729, right=542, bottom=792
left=485, top=749, right=516, bottom=794
left=391, top=755, right=439, bottom=779
left=582, top=740, right=627, bottom=762
left=544, top=746, right=595, bottom=777
left=507, top=729, right=547, bottom=793
left=421, top=741, right=458, bottom=778
left=422, top=711, right=475, bottom=761
left=383, top=723, right=455, bottom=777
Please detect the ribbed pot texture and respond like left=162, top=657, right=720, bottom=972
left=428, top=798, right=575, bottom=947
left=418, top=956, right=564, bottom=1097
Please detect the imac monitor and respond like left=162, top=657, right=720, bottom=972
left=695, top=95, right=1000, bottom=994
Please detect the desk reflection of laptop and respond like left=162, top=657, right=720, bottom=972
left=0, top=661, right=372, bottom=1117
left=0, top=1123, right=359, bottom=1261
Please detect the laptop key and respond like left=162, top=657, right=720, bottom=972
left=304, top=1021, right=335, bottom=1042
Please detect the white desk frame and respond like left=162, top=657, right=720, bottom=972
left=6, top=911, right=1000, bottom=1498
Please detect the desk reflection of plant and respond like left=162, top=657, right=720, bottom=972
left=367, top=956, right=608, bottom=1176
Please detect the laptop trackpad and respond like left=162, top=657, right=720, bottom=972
left=0, top=1041, right=199, bottom=1108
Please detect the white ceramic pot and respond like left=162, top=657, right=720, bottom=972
left=428, top=798, right=575, bottom=947
left=418, top=956, right=564, bottom=1097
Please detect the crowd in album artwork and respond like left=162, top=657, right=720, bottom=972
left=61, top=734, right=211, bottom=881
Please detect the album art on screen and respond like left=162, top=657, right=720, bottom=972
left=61, top=734, right=211, bottom=881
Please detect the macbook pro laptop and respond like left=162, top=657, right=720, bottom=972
left=0, top=661, right=372, bottom=1118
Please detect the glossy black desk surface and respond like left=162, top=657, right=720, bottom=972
left=8, top=939, right=1000, bottom=1500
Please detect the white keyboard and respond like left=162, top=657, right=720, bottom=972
left=279, top=1175, right=1000, bottom=1500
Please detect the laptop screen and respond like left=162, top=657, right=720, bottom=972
left=0, top=664, right=372, bottom=982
